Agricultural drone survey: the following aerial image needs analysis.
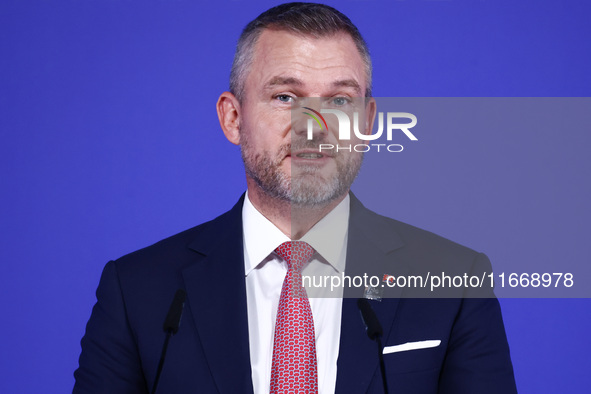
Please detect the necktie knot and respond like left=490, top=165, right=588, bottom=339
left=275, top=241, right=315, bottom=273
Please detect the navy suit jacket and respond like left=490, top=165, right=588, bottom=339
left=74, top=194, right=517, bottom=393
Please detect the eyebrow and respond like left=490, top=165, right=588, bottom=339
left=332, top=79, right=362, bottom=95
left=265, top=76, right=304, bottom=89
left=263, top=76, right=363, bottom=95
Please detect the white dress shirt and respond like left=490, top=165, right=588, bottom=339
left=243, top=192, right=349, bottom=394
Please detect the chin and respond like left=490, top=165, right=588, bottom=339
left=289, top=179, right=344, bottom=206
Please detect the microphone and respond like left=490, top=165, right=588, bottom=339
left=358, top=298, right=389, bottom=394
left=163, top=289, right=186, bottom=334
left=358, top=298, right=383, bottom=340
left=151, top=289, right=187, bottom=394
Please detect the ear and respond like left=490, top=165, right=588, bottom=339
left=217, top=91, right=241, bottom=145
left=363, top=97, right=377, bottom=137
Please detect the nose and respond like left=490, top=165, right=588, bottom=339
left=291, top=98, right=328, bottom=140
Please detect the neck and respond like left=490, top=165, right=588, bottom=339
left=246, top=181, right=347, bottom=240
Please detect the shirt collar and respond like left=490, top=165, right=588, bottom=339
left=242, top=192, right=290, bottom=276
left=300, top=194, right=349, bottom=273
left=242, top=192, right=350, bottom=275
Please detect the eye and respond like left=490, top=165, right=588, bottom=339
left=275, top=94, right=294, bottom=103
left=331, top=97, right=350, bottom=106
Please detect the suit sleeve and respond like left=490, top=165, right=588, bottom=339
left=438, top=253, right=518, bottom=394
left=73, top=261, right=148, bottom=394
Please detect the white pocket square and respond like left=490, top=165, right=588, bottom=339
left=383, top=340, right=441, bottom=354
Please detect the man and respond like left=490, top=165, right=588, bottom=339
left=74, top=3, right=517, bottom=393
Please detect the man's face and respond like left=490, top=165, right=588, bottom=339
left=239, top=29, right=370, bottom=206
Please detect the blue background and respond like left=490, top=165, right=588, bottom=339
left=1, top=0, right=589, bottom=392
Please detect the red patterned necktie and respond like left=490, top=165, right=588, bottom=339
left=270, top=241, right=318, bottom=394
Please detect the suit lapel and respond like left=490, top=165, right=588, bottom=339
left=182, top=196, right=254, bottom=394
left=336, top=194, right=409, bottom=393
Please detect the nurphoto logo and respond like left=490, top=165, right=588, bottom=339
left=300, top=101, right=418, bottom=153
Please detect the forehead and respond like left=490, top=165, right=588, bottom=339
left=246, top=29, right=367, bottom=95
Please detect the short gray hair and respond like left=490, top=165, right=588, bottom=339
left=229, top=2, right=372, bottom=102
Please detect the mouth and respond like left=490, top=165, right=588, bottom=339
left=295, top=152, right=324, bottom=159
left=289, top=149, right=334, bottom=160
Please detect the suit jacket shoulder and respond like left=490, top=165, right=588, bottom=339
left=74, top=195, right=253, bottom=394
left=347, top=194, right=490, bottom=295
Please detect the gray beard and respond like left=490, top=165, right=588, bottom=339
left=241, top=137, right=362, bottom=207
